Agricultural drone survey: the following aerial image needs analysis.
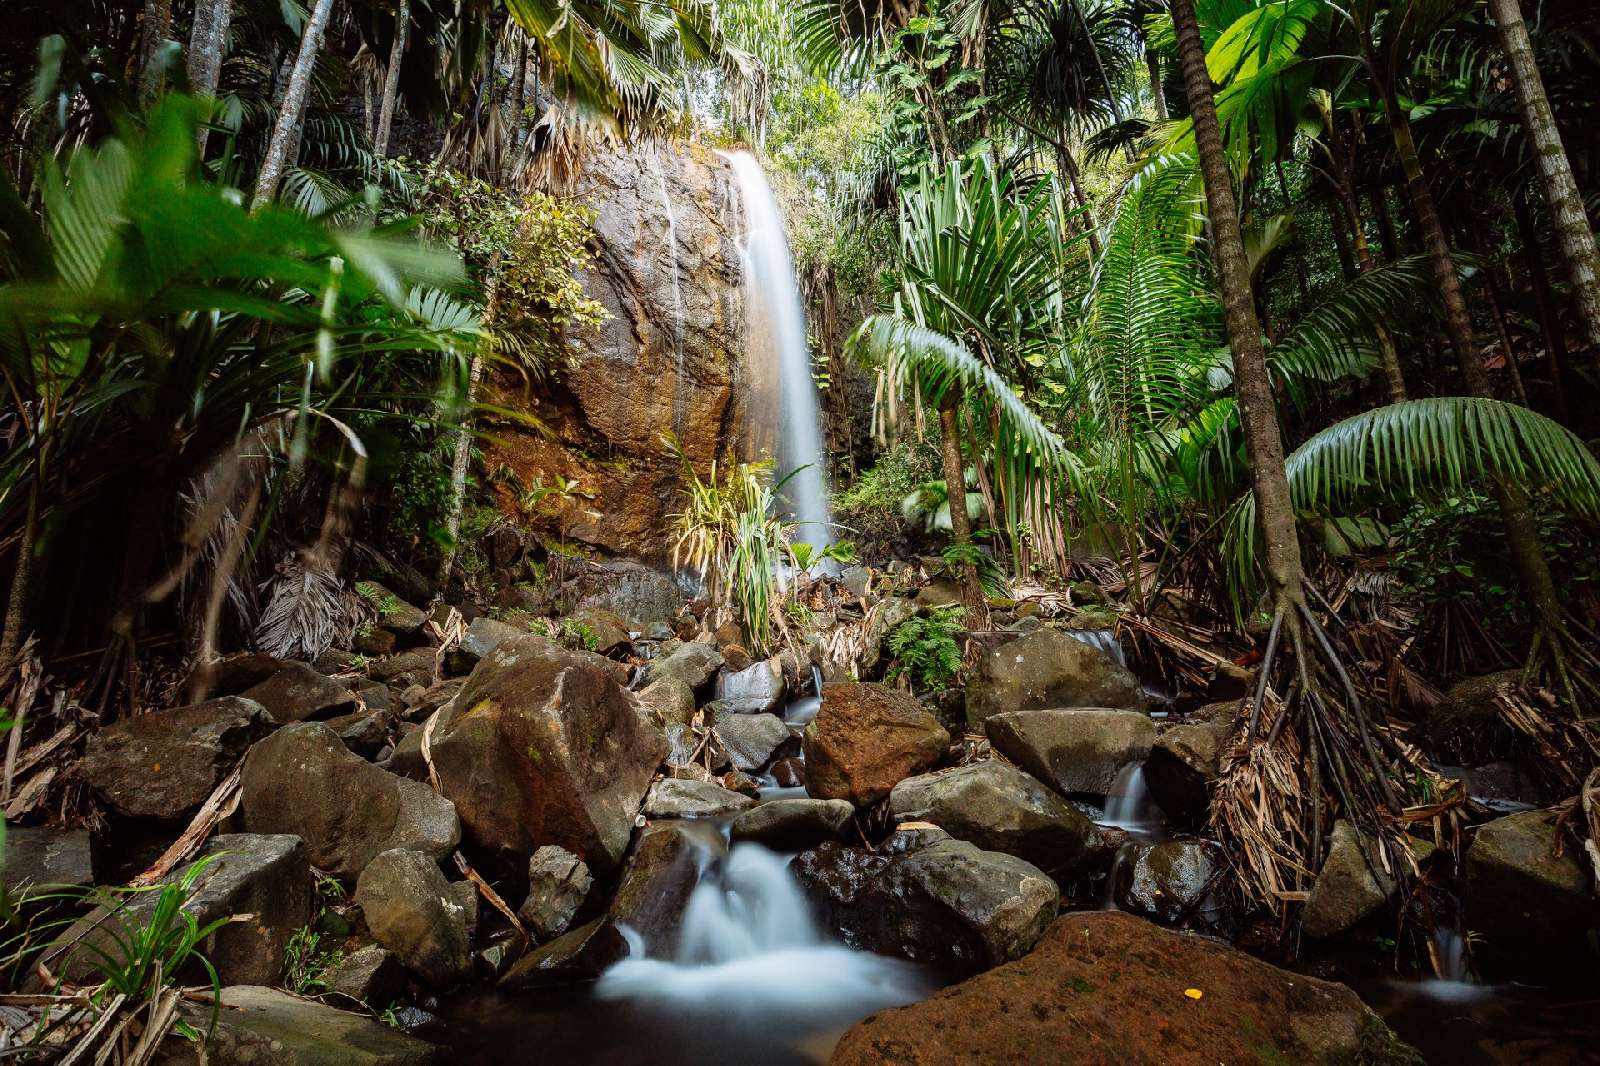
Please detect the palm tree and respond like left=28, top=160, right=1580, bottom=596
left=1488, top=0, right=1600, bottom=355
left=374, top=0, right=411, bottom=158
left=252, top=0, right=337, bottom=209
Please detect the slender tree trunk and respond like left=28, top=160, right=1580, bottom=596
left=1319, top=104, right=1408, bottom=401
left=1075, top=5, right=1133, bottom=162
left=1491, top=0, right=1600, bottom=354
left=1146, top=48, right=1169, bottom=121
left=374, top=0, right=409, bottom=158
left=0, top=447, right=44, bottom=667
left=132, top=0, right=173, bottom=87
left=251, top=0, right=335, bottom=211
left=506, top=32, right=528, bottom=172
left=938, top=389, right=988, bottom=622
left=1471, top=208, right=1531, bottom=405
left=1364, top=29, right=1565, bottom=636
left=1274, top=161, right=1311, bottom=305
left=1372, top=184, right=1401, bottom=261
left=437, top=355, right=484, bottom=591
left=1513, top=191, right=1572, bottom=422
left=1172, top=0, right=1305, bottom=610
left=186, top=0, right=231, bottom=98
left=1054, top=141, right=1102, bottom=259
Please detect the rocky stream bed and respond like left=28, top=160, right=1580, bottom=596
left=8, top=560, right=1600, bottom=1065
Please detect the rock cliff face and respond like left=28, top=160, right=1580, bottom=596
left=486, top=139, right=748, bottom=561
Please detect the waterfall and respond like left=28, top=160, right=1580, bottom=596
left=648, top=147, right=688, bottom=440
left=1101, top=760, right=1162, bottom=832
left=720, top=150, right=834, bottom=551
left=597, top=842, right=928, bottom=1024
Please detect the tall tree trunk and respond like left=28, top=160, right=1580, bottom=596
left=186, top=0, right=231, bottom=98
left=437, top=355, right=484, bottom=591
left=1328, top=197, right=1357, bottom=280
left=1470, top=208, right=1531, bottom=406
left=0, top=447, right=44, bottom=667
left=132, top=0, right=173, bottom=87
left=1513, top=191, right=1572, bottom=422
left=374, top=0, right=409, bottom=158
left=1145, top=48, right=1169, bottom=121
left=1491, top=0, right=1600, bottom=354
left=1171, top=0, right=1305, bottom=612
left=251, top=0, right=335, bottom=211
left=938, top=390, right=988, bottom=623
left=1372, top=184, right=1401, bottom=261
left=1075, top=3, right=1133, bottom=162
left=1274, top=161, right=1312, bottom=305
left=506, top=31, right=529, bottom=172
left=1054, top=140, right=1102, bottom=259
left=1363, top=27, right=1565, bottom=637
left=1318, top=103, right=1407, bottom=401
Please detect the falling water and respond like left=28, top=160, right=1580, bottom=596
left=1101, top=760, right=1163, bottom=833
left=720, top=150, right=834, bottom=551
left=648, top=148, right=688, bottom=440
left=1066, top=628, right=1127, bottom=669
left=598, top=842, right=929, bottom=1027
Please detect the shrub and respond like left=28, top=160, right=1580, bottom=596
left=886, top=606, right=965, bottom=691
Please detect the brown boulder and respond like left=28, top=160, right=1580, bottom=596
left=1144, top=703, right=1236, bottom=828
left=964, top=628, right=1144, bottom=729
left=829, top=911, right=1418, bottom=1066
left=803, top=683, right=950, bottom=806
left=428, top=635, right=666, bottom=870
left=239, top=662, right=355, bottom=723
left=985, top=707, right=1155, bottom=795
left=82, top=697, right=274, bottom=819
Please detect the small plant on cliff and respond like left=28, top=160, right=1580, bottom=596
left=665, top=434, right=793, bottom=655
left=886, top=606, right=965, bottom=692
left=566, top=620, right=601, bottom=652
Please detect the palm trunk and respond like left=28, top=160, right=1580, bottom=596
left=1319, top=103, right=1407, bottom=401
left=507, top=33, right=529, bottom=165
left=188, top=0, right=233, bottom=154
left=132, top=0, right=173, bottom=86
left=1146, top=48, right=1169, bottom=121
left=0, top=446, right=44, bottom=667
left=1172, top=0, right=1305, bottom=611
left=437, top=355, right=484, bottom=591
left=938, top=389, right=988, bottom=623
left=1274, top=161, right=1312, bottom=305
left=1471, top=209, right=1531, bottom=405
left=1363, top=27, right=1564, bottom=637
left=374, top=0, right=409, bottom=158
left=1372, top=185, right=1401, bottom=261
left=1512, top=191, right=1572, bottom=422
left=1054, top=141, right=1102, bottom=259
left=251, top=0, right=335, bottom=211
left=1491, top=0, right=1600, bottom=355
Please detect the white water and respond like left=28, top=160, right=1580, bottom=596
left=1067, top=628, right=1127, bottom=669
left=1102, top=760, right=1163, bottom=833
left=720, top=150, right=834, bottom=552
left=598, top=842, right=928, bottom=1025
left=648, top=148, right=688, bottom=440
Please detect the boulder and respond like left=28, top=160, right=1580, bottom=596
left=568, top=563, right=686, bottom=630
left=730, top=798, right=855, bottom=851
left=324, top=944, right=407, bottom=1009
left=2, top=827, right=94, bottom=903
left=964, top=628, right=1144, bottom=729
left=714, top=712, right=790, bottom=771
left=448, top=616, right=525, bottom=674
left=861, top=597, right=918, bottom=674
left=1144, top=705, right=1235, bottom=829
left=519, top=846, right=593, bottom=941
left=1464, top=808, right=1600, bottom=977
left=159, top=985, right=442, bottom=1065
left=56, top=835, right=310, bottom=987
left=638, top=676, right=696, bottom=726
left=888, top=762, right=1104, bottom=878
left=369, top=649, right=436, bottom=687
left=803, top=684, right=950, bottom=806
left=325, top=709, right=392, bottom=758
left=240, top=723, right=459, bottom=878
left=828, top=912, right=1418, bottom=1066
left=498, top=916, right=628, bottom=989
left=646, top=642, right=725, bottom=690
left=643, top=778, right=756, bottom=818
left=795, top=838, right=1059, bottom=973
left=354, top=849, right=474, bottom=987
left=239, top=662, right=355, bottom=723
left=1427, top=669, right=1521, bottom=763
left=357, top=581, right=428, bottom=635
left=1112, top=840, right=1224, bottom=926
left=716, top=659, right=785, bottom=714
left=180, top=653, right=287, bottom=702
left=400, top=679, right=464, bottom=723
left=607, top=822, right=718, bottom=956
left=568, top=607, right=632, bottom=654
left=1303, top=822, right=1418, bottom=938
left=81, top=697, right=274, bottom=819
left=985, top=708, right=1156, bottom=795
left=427, top=635, right=666, bottom=870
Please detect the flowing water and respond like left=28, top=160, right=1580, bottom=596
left=720, top=150, right=834, bottom=552
left=1100, top=760, right=1163, bottom=835
left=647, top=147, right=688, bottom=441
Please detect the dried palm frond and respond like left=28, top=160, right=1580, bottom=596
left=1209, top=697, right=1315, bottom=913
left=252, top=556, right=357, bottom=661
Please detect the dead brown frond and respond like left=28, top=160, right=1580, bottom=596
left=1493, top=684, right=1600, bottom=796
left=1209, top=695, right=1315, bottom=913
left=251, top=555, right=357, bottom=662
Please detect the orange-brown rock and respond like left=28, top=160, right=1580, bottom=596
left=803, top=683, right=950, bottom=806
left=829, top=911, right=1418, bottom=1066
left=483, top=140, right=748, bottom=561
left=428, top=635, right=666, bottom=872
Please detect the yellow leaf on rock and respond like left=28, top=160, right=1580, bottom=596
left=1184, top=988, right=1203, bottom=1000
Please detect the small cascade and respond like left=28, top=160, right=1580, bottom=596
left=720, top=150, right=834, bottom=552
left=1101, top=839, right=1139, bottom=911
left=782, top=663, right=825, bottom=727
left=647, top=147, right=688, bottom=440
left=1101, top=761, right=1163, bottom=834
left=598, top=842, right=929, bottom=1026
left=1066, top=628, right=1126, bottom=669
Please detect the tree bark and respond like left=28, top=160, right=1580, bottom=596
left=938, top=390, right=988, bottom=622
left=1171, top=0, right=1305, bottom=610
left=1512, top=190, right=1572, bottom=422
left=1146, top=48, right=1169, bottom=121
left=507, top=32, right=529, bottom=162
left=132, top=0, right=173, bottom=87
left=0, top=447, right=44, bottom=667
left=1372, top=184, right=1401, bottom=261
left=437, top=354, right=484, bottom=591
left=188, top=0, right=232, bottom=153
left=374, top=0, right=409, bottom=158
left=1363, top=25, right=1565, bottom=636
left=251, top=0, right=335, bottom=211
left=1491, top=0, right=1600, bottom=355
